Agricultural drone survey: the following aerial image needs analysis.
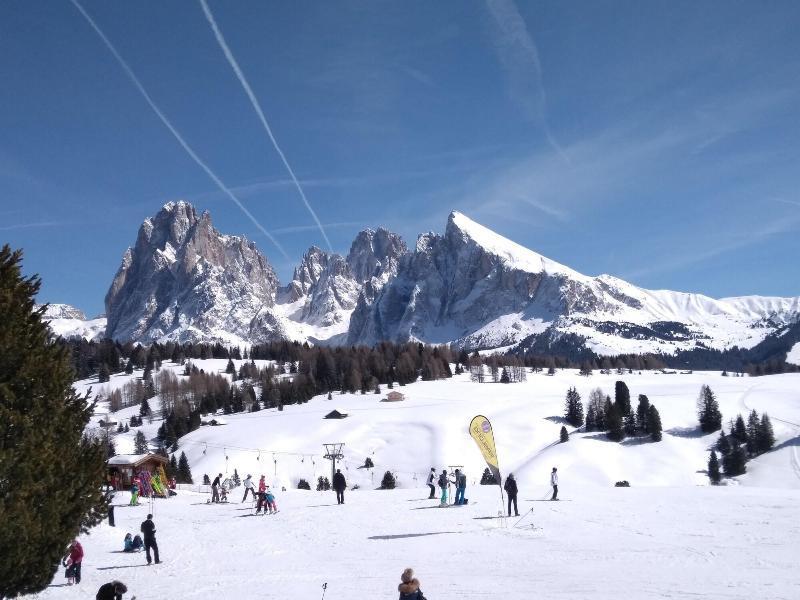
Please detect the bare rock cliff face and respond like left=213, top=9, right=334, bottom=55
left=105, top=201, right=278, bottom=344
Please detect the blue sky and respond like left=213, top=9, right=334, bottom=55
left=1, top=1, right=799, bottom=316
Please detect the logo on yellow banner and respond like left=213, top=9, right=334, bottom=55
left=469, top=415, right=501, bottom=484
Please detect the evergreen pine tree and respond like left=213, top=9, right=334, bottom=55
left=106, top=438, right=117, bottom=459
left=139, top=397, right=151, bottom=417
left=733, top=414, right=748, bottom=445
left=744, top=410, right=760, bottom=454
left=636, top=394, right=650, bottom=433
left=560, top=426, right=569, bottom=443
left=723, top=444, right=747, bottom=477
left=624, top=410, right=637, bottom=436
left=232, top=469, right=241, bottom=486
left=756, top=414, right=776, bottom=454
left=168, top=454, right=178, bottom=479
left=585, top=404, right=596, bottom=432
left=697, top=385, right=722, bottom=433
left=226, top=358, right=235, bottom=374
left=177, top=451, right=193, bottom=483
left=648, top=405, right=662, bottom=442
left=564, top=387, right=584, bottom=428
left=0, top=246, right=107, bottom=597
left=607, top=404, right=625, bottom=442
left=708, top=451, right=721, bottom=484
left=380, top=471, right=396, bottom=489
left=98, top=363, right=111, bottom=383
left=125, top=359, right=134, bottom=375
left=614, top=381, right=631, bottom=415
left=716, top=430, right=731, bottom=455
left=134, top=430, right=149, bottom=454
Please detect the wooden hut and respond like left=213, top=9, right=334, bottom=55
left=383, top=391, right=405, bottom=402
left=107, top=453, right=169, bottom=490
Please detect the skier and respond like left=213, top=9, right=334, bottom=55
left=398, top=568, right=425, bottom=600
left=241, top=474, right=256, bottom=502
left=333, top=469, right=347, bottom=504
left=265, top=486, right=278, bottom=514
left=95, top=580, right=128, bottom=600
left=129, top=478, right=139, bottom=506
left=438, top=469, right=449, bottom=506
left=427, top=467, right=436, bottom=499
left=140, top=513, right=160, bottom=565
left=550, top=467, right=559, bottom=500
left=211, top=473, right=222, bottom=503
left=504, top=473, right=519, bottom=516
left=64, top=540, right=83, bottom=584
left=258, top=474, right=267, bottom=495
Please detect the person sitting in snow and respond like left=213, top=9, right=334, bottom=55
left=398, top=568, right=425, bottom=600
left=123, top=533, right=143, bottom=552
left=95, top=580, right=128, bottom=600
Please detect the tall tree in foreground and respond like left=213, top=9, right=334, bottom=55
left=756, top=414, right=776, bottom=454
left=564, top=387, right=584, bottom=428
left=177, top=451, right=193, bottom=484
left=648, top=405, right=663, bottom=442
left=615, top=381, right=631, bottom=415
left=0, top=245, right=107, bottom=597
left=607, top=404, right=625, bottom=442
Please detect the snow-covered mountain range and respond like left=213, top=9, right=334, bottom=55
left=47, top=201, right=800, bottom=359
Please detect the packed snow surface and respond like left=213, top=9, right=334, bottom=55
left=35, top=363, right=800, bottom=599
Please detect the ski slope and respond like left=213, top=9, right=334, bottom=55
left=35, top=364, right=800, bottom=599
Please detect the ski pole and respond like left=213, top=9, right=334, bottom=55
left=513, top=507, right=534, bottom=528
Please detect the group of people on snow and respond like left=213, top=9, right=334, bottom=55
left=427, top=467, right=468, bottom=506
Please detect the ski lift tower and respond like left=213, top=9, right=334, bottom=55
left=323, top=443, right=345, bottom=482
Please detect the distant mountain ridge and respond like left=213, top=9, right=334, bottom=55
left=44, top=201, right=800, bottom=364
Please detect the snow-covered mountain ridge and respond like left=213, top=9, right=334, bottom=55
left=45, top=201, right=800, bottom=359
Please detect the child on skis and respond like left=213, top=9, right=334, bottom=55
left=265, top=486, right=278, bottom=514
left=129, top=478, right=140, bottom=506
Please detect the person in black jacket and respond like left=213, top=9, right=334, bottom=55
left=332, top=469, right=346, bottom=504
left=211, top=473, right=222, bottom=503
left=96, top=580, right=127, bottom=600
left=140, top=514, right=160, bottom=565
left=504, top=473, right=519, bottom=516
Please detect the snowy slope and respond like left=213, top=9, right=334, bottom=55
left=32, top=365, right=800, bottom=600
left=787, top=342, right=800, bottom=365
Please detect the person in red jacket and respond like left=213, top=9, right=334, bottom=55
left=64, top=540, right=84, bottom=584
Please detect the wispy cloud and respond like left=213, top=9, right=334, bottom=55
left=484, top=0, right=569, bottom=164
left=622, top=214, right=800, bottom=280
left=199, top=0, right=332, bottom=251
left=0, top=221, right=64, bottom=232
left=68, top=0, right=289, bottom=260
left=775, top=198, right=800, bottom=208
left=269, top=221, right=364, bottom=236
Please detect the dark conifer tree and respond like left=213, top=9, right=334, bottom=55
left=756, top=414, right=776, bottom=454
left=0, top=246, right=107, bottom=597
left=125, top=359, right=134, bottom=375
left=564, top=387, right=584, bottom=428
left=380, top=471, right=396, bottom=489
left=168, top=454, right=178, bottom=479
left=732, top=414, right=748, bottom=445
left=723, top=444, right=747, bottom=477
left=134, top=430, right=149, bottom=454
left=698, top=385, right=722, bottom=433
left=746, top=410, right=760, bottom=456
left=560, top=426, right=569, bottom=443
left=585, top=404, right=596, bottom=432
left=500, top=368, right=510, bottom=383
left=614, top=381, right=631, bottom=415
left=716, top=430, right=731, bottom=456
left=98, top=362, right=111, bottom=383
left=636, top=394, right=650, bottom=433
left=139, top=397, right=151, bottom=417
left=177, top=451, right=193, bottom=483
left=708, top=451, right=721, bottom=484
left=648, top=405, right=662, bottom=442
left=607, top=404, right=625, bottom=442
left=624, top=410, right=637, bottom=436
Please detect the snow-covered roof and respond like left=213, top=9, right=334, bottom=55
left=107, top=453, right=168, bottom=467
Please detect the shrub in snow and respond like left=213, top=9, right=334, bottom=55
left=614, top=481, right=630, bottom=487
left=480, top=468, right=498, bottom=485
left=297, top=479, right=311, bottom=490
left=380, top=471, right=396, bottom=489
left=316, top=476, right=331, bottom=491
left=560, top=426, right=569, bottom=443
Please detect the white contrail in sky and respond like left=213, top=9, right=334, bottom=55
left=68, top=0, right=289, bottom=260
left=199, top=0, right=333, bottom=251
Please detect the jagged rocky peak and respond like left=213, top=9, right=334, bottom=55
left=38, top=303, right=87, bottom=320
left=346, top=227, right=407, bottom=283
left=105, top=201, right=278, bottom=344
left=284, top=246, right=333, bottom=302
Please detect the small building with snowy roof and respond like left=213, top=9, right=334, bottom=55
left=324, top=409, right=348, bottom=419
left=107, top=453, right=169, bottom=490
